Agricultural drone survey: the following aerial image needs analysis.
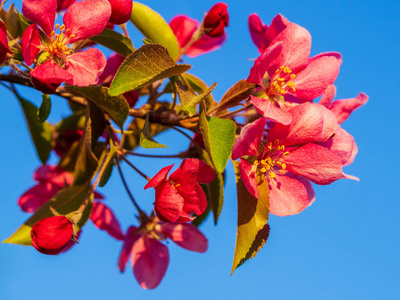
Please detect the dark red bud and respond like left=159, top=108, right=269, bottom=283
left=57, top=0, right=76, bottom=11
left=31, top=216, right=74, bottom=255
left=54, top=129, right=83, bottom=157
left=107, top=0, right=133, bottom=25
left=203, top=3, right=229, bottom=37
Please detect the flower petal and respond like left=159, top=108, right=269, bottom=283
left=144, top=164, right=174, bottom=189
left=319, top=84, right=336, bottom=108
left=269, top=174, right=312, bottom=216
left=108, top=0, right=132, bottom=25
left=30, top=60, right=72, bottom=94
left=18, top=182, right=60, bottom=213
left=158, top=222, right=208, bottom=252
left=232, top=117, right=265, bottom=160
left=63, top=0, right=111, bottom=43
left=239, top=158, right=258, bottom=198
left=170, top=15, right=198, bottom=49
left=250, top=95, right=292, bottom=125
left=90, top=202, right=124, bottom=240
left=118, top=226, right=139, bottom=272
left=329, top=92, right=368, bottom=124
left=282, top=143, right=343, bottom=185
left=292, top=53, right=341, bottom=100
left=34, top=165, right=73, bottom=187
left=186, top=34, right=226, bottom=57
left=22, top=0, right=57, bottom=35
left=65, top=48, right=107, bottom=86
left=154, top=181, right=184, bottom=222
left=175, top=181, right=208, bottom=218
left=169, top=159, right=215, bottom=184
left=131, top=236, right=169, bottom=289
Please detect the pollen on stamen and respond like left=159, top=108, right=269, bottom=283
left=59, top=25, right=65, bottom=32
left=55, top=24, right=60, bottom=30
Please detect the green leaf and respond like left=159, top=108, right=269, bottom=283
left=231, top=161, right=270, bottom=274
left=3, top=184, right=92, bottom=246
left=139, top=114, right=167, bottom=149
left=173, top=76, right=217, bottom=115
left=183, top=73, right=216, bottom=108
left=65, top=85, right=129, bottom=128
left=37, top=94, right=51, bottom=124
left=73, top=105, right=99, bottom=185
left=56, top=111, right=85, bottom=132
left=15, top=8, right=31, bottom=33
left=89, top=102, right=106, bottom=150
left=109, top=44, right=191, bottom=96
left=199, top=106, right=236, bottom=173
left=99, top=142, right=116, bottom=187
left=14, top=90, right=52, bottom=164
left=209, top=171, right=224, bottom=225
left=90, top=29, right=135, bottom=57
left=219, top=79, right=256, bottom=110
left=130, top=2, right=180, bottom=59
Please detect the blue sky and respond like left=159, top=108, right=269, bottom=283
left=1, top=0, right=399, bottom=299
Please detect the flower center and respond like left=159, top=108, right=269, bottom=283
left=47, top=24, right=75, bottom=57
left=254, top=139, right=289, bottom=179
left=265, top=66, right=296, bottom=102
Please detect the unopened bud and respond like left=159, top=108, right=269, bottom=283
left=107, top=0, right=133, bottom=25
left=203, top=3, right=229, bottom=37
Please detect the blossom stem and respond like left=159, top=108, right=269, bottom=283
left=117, top=152, right=151, bottom=181
left=216, top=103, right=252, bottom=119
left=115, top=155, right=146, bottom=217
left=123, top=150, right=183, bottom=158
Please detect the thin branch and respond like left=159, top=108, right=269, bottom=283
left=123, top=150, right=183, bottom=159
left=118, top=153, right=151, bottom=181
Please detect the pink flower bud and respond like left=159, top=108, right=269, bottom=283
left=31, top=216, right=74, bottom=255
left=0, top=22, right=12, bottom=65
left=107, top=0, right=132, bottom=25
left=203, top=3, right=229, bottom=37
left=57, top=0, right=76, bottom=11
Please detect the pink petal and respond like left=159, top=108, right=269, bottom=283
left=175, top=181, right=208, bottom=218
left=269, top=174, right=312, bottom=216
left=169, top=15, right=198, bottom=49
left=154, top=181, right=184, bottom=222
left=239, top=158, right=258, bottom=198
left=34, top=165, right=73, bottom=187
left=329, top=92, right=368, bottom=124
left=98, top=53, right=126, bottom=84
left=61, top=229, right=81, bottom=252
left=282, top=143, right=343, bottom=185
left=291, top=53, right=341, bottom=101
left=319, top=84, right=336, bottom=108
left=22, top=0, right=56, bottom=35
left=65, top=48, right=107, bottom=86
left=30, top=60, right=72, bottom=94
left=57, top=0, right=76, bottom=11
left=90, top=202, right=124, bottom=240
left=313, top=51, right=342, bottom=66
left=93, top=191, right=105, bottom=199
left=158, top=222, right=208, bottom=252
left=144, top=164, right=174, bottom=189
left=186, top=34, right=226, bottom=57
left=131, top=236, right=169, bottom=289
left=108, top=0, right=132, bottom=25
left=342, top=172, right=360, bottom=181
left=232, top=117, right=265, bottom=160
left=247, top=42, right=282, bottom=85
left=63, top=0, right=111, bottom=43
left=169, top=159, right=215, bottom=184
left=118, top=226, right=139, bottom=272
left=320, top=125, right=357, bottom=166
left=270, top=23, right=311, bottom=73
left=0, top=22, right=12, bottom=64
left=18, top=182, right=60, bottom=213
left=250, top=95, right=292, bottom=125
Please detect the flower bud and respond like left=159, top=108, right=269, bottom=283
left=0, top=21, right=12, bottom=65
left=31, top=216, right=74, bottom=255
left=54, top=129, right=83, bottom=157
left=203, top=3, right=229, bottom=37
left=107, top=0, right=133, bottom=25
left=57, top=0, right=76, bottom=11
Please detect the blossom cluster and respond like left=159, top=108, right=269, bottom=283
left=1, top=0, right=366, bottom=291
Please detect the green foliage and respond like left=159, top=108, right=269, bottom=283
left=2, top=184, right=92, bottom=246
left=173, top=75, right=217, bottom=115
left=109, top=44, right=191, bottom=96
left=130, top=2, right=180, bottom=59
left=37, top=94, right=51, bottom=124
left=56, top=111, right=85, bottom=132
left=14, top=89, right=52, bottom=164
left=231, top=161, right=270, bottom=274
left=199, top=106, right=236, bottom=173
left=90, top=29, right=135, bottom=57
left=65, top=85, right=129, bottom=129
left=99, top=142, right=116, bottom=187
left=139, top=114, right=167, bottom=149
left=209, top=171, right=224, bottom=225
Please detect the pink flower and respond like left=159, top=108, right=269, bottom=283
left=0, top=22, right=12, bottom=64
left=247, top=22, right=342, bottom=125
left=248, top=13, right=290, bottom=53
left=57, top=0, right=76, bottom=11
left=21, top=0, right=111, bottom=93
left=170, top=15, right=226, bottom=57
left=18, top=165, right=124, bottom=241
left=118, top=216, right=208, bottom=289
left=144, top=159, right=215, bottom=222
left=232, top=103, right=344, bottom=216
left=107, top=0, right=132, bottom=25
left=31, top=216, right=74, bottom=255
left=203, top=3, right=229, bottom=38
left=99, top=53, right=138, bottom=107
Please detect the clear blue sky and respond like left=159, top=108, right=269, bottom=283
left=1, top=0, right=399, bottom=299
